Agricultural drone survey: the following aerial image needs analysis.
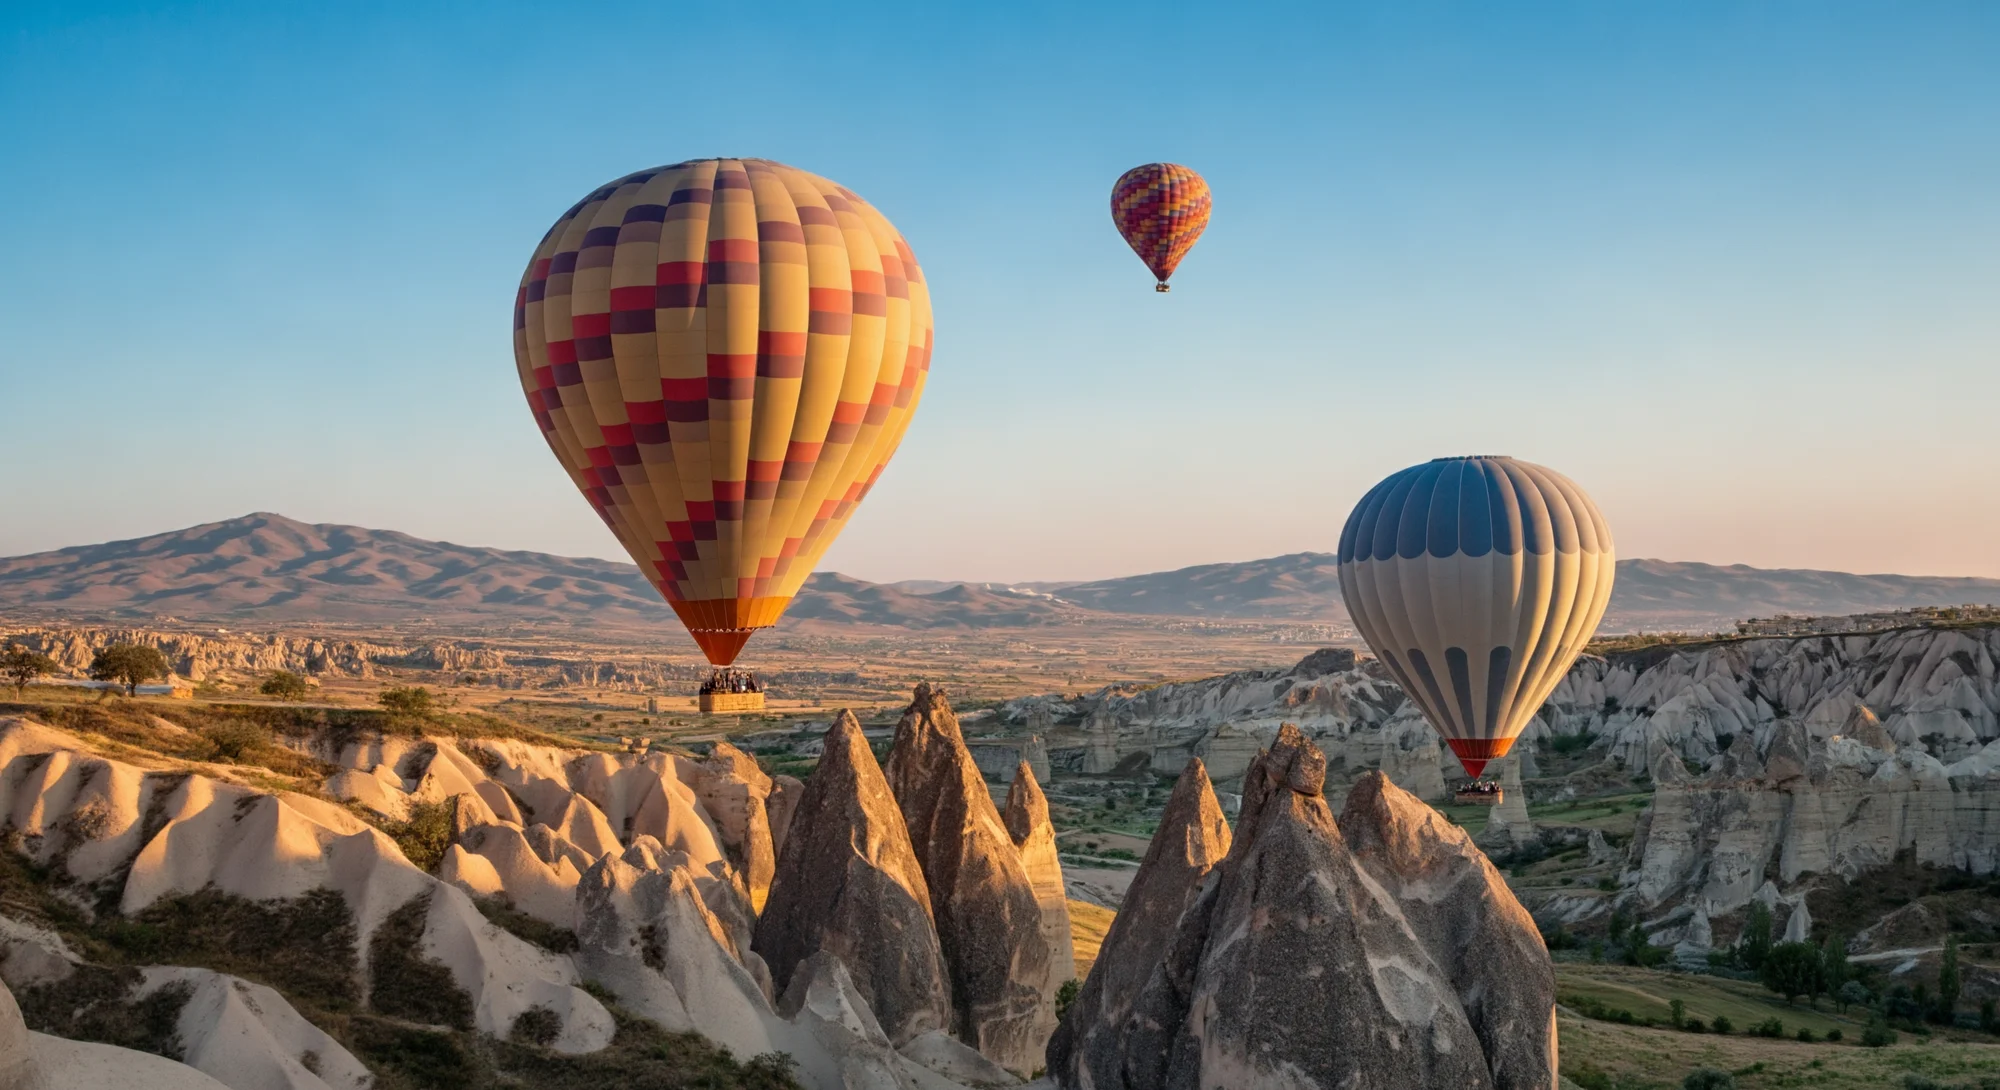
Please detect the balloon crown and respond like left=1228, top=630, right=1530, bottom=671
left=1431, top=454, right=1513, bottom=461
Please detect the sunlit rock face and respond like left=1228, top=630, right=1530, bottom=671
left=883, top=684, right=1057, bottom=1076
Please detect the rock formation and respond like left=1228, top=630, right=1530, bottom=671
left=753, top=711, right=953, bottom=1045
left=1046, top=757, right=1231, bottom=1089
left=1058, top=726, right=1556, bottom=1090
left=1001, top=761, right=1075, bottom=998
left=767, top=773, right=804, bottom=859
left=694, top=741, right=778, bottom=903
left=1, top=976, right=46, bottom=1090
left=1342, top=772, right=1559, bottom=1089
left=883, top=683, right=1056, bottom=1075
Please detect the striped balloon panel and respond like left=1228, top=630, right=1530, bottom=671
left=513, top=159, right=933, bottom=663
left=1335, top=457, right=1615, bottom=777
left=1110, top=163, right=1211, bottom=284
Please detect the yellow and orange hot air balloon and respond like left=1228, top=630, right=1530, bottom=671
left=513, top=158, right=933, bottom=666
left=1110, top=163, right=1211, bottom=291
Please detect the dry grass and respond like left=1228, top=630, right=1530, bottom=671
left=1560, top=1011, right=2000, bottom=1089
left=1068, top=899, right=1115, bottom=980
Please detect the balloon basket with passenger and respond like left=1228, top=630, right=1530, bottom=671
left=698, top=665, right=765, bottom=715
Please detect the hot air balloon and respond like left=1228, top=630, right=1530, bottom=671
left=1110, top=163, right=1211, bottom=291
left=514, top=159, right=933, bottom=685
left=1336, top=456, right=1615, bottom=785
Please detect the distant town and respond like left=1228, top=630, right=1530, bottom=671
left=1734, top=603, right=2000, bottom=637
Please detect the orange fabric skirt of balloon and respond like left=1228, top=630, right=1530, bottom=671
left=670, top=597, right=791, bottom=664
left=1445, top=737, right=1516, bottom=780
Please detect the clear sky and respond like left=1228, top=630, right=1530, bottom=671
left=2, top=2, right=1996, bottom=581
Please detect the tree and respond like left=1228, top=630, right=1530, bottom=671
left=1738, top=901, right=1774, bottom=969
left=1682, top=1069, right=1735, bottom=1090
left=1821, top=933, right=1851, bottom=1005
left=88, top=643, right=169, bottom=697
left=2, top=644, right=57, bottom=696
left=1669, top=998, right=1686, bottom=1028
left=260, top=670, right=310, bottom=701
left=1759, top=941, right=1823, bottom=1006
left=1937, top=934, right=1961, bottom=1022
left=1837, top=980, right=1871, bottom=1013
left=378, top=686, right=436, bottom=717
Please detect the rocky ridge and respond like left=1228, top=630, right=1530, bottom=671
left=1053, top=727, right=1556, bottom=1089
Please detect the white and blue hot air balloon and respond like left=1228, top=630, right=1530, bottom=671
left=1336, top=456, right=1616, bottom=780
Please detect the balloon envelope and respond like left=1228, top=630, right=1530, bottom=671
left=1110, top=163, right=1211, bottom=289
left=514, top=159, right=933, bottom=665
left=1336, top=457, right=1615, bottom=778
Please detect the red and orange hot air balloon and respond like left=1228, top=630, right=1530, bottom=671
left=513, top=158, right=932, bottom=671
left=1110, top=163, right=1211, bottom=291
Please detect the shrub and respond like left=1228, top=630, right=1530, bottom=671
left=474, top=897, right=578, bottom=954
left=1860, top=1017, right=1897, bottom=1047
left=1055, top=978, right=1081, bottom=1020
left=1750, top=1017, right=1785, bottom=1038
left=386, top=799, right=456, bottom=873
left=1710, top=1015, right=1733, bottom=1034
left=16, top=965, right=193, bottom=1059
left=509, top=1005, right=563, bottom=1048
left=379, top=687, right=437, bottom=717
left=109, top=888, right=359, bottom=1011
left=1682, top=1069, right=1736, bottom=1090
left=1825, top=1028, right=1842, bottom=1042
left=1759, top=941, right=1824, bottom=1005
left=1684, top=1019, right=1708, bottom=1034
left=370, top=895, right=474, bottom=1030
left=201, top=720, right=272, bottom=763
left=1795, top=1027, right=1816, bottom=1042
left=259, top=670, right=311, bottom=701
left=1669, top=998, right=1686, bottom=1028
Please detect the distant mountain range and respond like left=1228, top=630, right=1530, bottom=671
left=2, top=513, right=1996, bottom=634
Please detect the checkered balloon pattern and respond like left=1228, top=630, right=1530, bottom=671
left=513, top=159, right=933, bottom=665
left=1110, top=163, right=1211, bottom=287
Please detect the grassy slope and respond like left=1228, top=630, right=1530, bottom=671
left=1560, top=1012, right=2000, bottom=1089
left=1068, top=899, right=1115, bottom=979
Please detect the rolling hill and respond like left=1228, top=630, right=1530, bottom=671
left=2, top=513, right=1995, bottom=633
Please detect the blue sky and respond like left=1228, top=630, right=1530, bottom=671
left=2, top=2, right=1996, bottom=580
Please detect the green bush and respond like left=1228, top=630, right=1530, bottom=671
left=1825, top=1028, right=1842, bottom=1042
left=1682, top=1069, right=1736, bottom=1090
left=1860, top=1017, right=1897, bottom=1047
left=386, top=799, right=456, bottom=873
left=1710, top=1015, right=1733, bottom=1034
left=260, top=670, right=311, bottom=701
left=1055, top=978, right=1081, bottom=1020
left=1795, top=1027, right=1816, bottom=1042
left=201, top=720, right=273, bottom=763
left=380, top=686, right=437, bottom=717
left=1749, top=1016, right=1785, bottom=1038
